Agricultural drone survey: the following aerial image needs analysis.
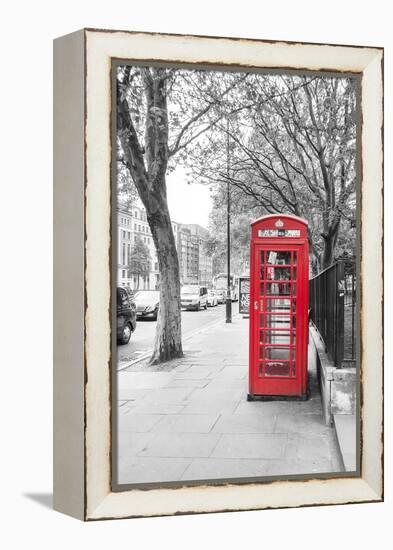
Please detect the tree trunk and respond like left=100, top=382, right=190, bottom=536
left=117, top=68, right=182, bottom=364
left=147, top=201, right=183, bottom=364
left=321, top=224, right=340, bottom=269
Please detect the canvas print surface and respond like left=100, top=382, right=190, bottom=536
left=113, top=63, right=358, bottom=487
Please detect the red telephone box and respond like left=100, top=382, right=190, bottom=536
left=248, top=215, right=309, bottom=400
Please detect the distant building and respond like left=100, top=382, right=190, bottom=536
left=177, top=225, right=199, bottom=285
left=179, top=224, right=213, bottom=286
left=117, top=205, right=213, bottom=290
left=117, top=205, right=159, bottom=291
left=117, top=205, right=213, bottom=289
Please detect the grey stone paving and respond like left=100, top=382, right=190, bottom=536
left=212, top=413, right=276, bottom=434
left=118, top=457, right=191, bottom=484
left=117, top=314, right=343, bottom=484
left=180, top=458, right=272, bottom=481
left=151, top=413, right=220, bottom=434
left=211, top=433, right=287, bottom=459
left=138, top=433, right=221, bottom=458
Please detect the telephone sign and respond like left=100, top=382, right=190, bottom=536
left=248, top=214, right=309, bottom=399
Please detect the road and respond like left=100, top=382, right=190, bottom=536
left=117, top=303, right=234, bottom=367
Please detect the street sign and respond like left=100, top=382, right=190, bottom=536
left=239, top=276, right=250, bottom=315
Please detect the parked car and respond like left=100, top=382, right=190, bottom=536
left=212, top=289, right=226, bottom=304
left=181, top=285, right=208, bottom=311
left=207, top=289, right=218, bottom=307
left=134, top=290, right=160, bottom=320
left=117, top=287, right=137, bottom=344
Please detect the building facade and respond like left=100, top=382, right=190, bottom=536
left=117, top=205, right=160, bottom=291
left=177, top=226, right=199, bottom=285
left=117, top=204, right=213, bottom=290
left=179, top=224, right=213, bottom=286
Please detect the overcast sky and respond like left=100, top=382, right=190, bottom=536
left=166, top=167, right=212, bottom=228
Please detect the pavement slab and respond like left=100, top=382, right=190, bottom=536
left=132, top=402, right=185, bottom=414
left=285, top=434, right=333, bottom=461
left=164, top=378, right=211, bottom=388
left=291, top=397, right=324, bottom=415
left=189, top=388, right=246, bottom=402
left=213, top=366, right=246, bottom=379
left=180, top=398, right=241, bottom=415
left=117, top=388, right=148, bottom=401
left=275, top=414, right=331, bottom=437
left=174, top=369, right=213, bottom=380
left=118, top=457, right=192, bottom=484
left=151, top=414, right=220, bottom=433
left=118, top=432, right=156, bottom=458
left=211, top=433, right=287, bottom=459
left=118, top=372, right=174, bottom=389
left=212, top=413, right=277, bottom=434
left=170, top=364, right=192, bottom=373
left=181, top=458, right=272, bottom=481
left=138, top=433, right=222, bottom=458
left=205, top=378, right=249, bottom=390
left=234, top=400, right=294, bottom=415
left=266, top=458, right=337, bottom=476
left=136, top=387, right=195, bottom=404
left=118, top=413, right=164, bottom=433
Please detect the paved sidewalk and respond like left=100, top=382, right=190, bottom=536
left=117, top=313, right=343, bottom=484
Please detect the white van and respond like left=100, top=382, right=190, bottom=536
left=180, top=285, right=208, bottom=311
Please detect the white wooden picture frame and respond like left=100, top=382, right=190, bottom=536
left=53, top=28, right=383, bottom=521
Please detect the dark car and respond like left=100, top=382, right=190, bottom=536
left=134, top=290, right=160, bottom=320
left=117, top=287, right=137, bottom=344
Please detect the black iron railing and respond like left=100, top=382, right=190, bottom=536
left=309, top=259, right=356, bottom=368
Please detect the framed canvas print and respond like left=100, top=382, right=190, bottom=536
left=53, top=29, right=383, bottom=520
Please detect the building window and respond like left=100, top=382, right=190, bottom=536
left=122, top=269, right=126, bottom=278
left=138, top=224, right=141, bottom=231
left=122, top=243, right=126, bottom=265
